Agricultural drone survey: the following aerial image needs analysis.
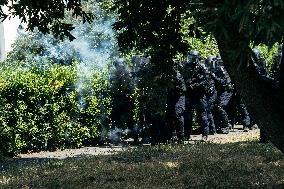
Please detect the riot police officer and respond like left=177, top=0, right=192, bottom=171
left=209, top=56, right=233, bottom=133
left=183, top=50, right=211, bottom=139
left=166, top=70, right=186, bottom=142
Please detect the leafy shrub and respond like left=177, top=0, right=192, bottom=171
left=0, top=62, right=111, bottom=156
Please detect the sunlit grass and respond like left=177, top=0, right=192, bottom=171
left=1, top=139, right=283, bottom=189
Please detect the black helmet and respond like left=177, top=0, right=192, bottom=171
left=206, top=56, right=215, bottom=64
left=113, top=58, right=125, bottom=68
left=189, top=50, right=199, bottom=56
left=206, top=56, right=216, bottom=70
left=216, top=54, right=222, bottom=61
left=252, top=48, right=261, bottom=59
left=187, top=50, right=199, bottom=63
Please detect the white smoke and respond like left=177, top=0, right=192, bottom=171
left=108, top=127, right=123, bottom=145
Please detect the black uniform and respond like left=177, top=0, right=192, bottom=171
left=210, top=57, right=233, bottom=133
left=206, top=72, right=217, bottom=134
left=228, top=91, right=253, bottom=130
left=166, top=71, right=186, bottom=141
left=183, top=51, right=211, bottom=138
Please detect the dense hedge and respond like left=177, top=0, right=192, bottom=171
left=0, top=62, right=111, bottom=156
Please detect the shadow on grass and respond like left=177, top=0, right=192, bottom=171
left=1, top=141, right=283, bottom=189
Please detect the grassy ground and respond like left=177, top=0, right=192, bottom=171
left=1, top=138, right=284, bottom=189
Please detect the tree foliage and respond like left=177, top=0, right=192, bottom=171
left=113, top=0, right=283, bottom=57
left=113, top=0, right=190, bottom=56
left=0, top=0, right=93, bottom=40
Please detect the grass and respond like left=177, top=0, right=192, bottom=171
left=0, top=140, right=284, bottom=189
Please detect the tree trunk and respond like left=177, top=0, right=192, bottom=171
left=216, top=38, right=284, bottom=153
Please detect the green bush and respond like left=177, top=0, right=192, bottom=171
left=0, top=62, right=111, bottom=156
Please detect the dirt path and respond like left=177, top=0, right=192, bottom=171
left=17, top=146, right=128, bottom=159
left=17, top=126, right=260, bottom=159
left=192, top=126, right=260, bottom=144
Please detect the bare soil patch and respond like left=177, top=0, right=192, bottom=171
left=17, top=125, right=259, bottom=159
